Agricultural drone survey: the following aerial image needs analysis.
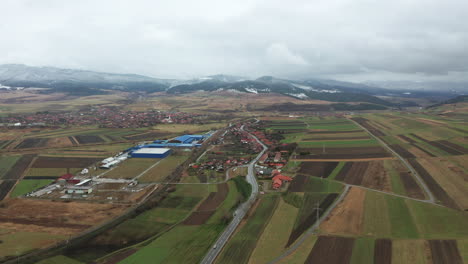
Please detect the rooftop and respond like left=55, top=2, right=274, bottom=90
left=133, top=148, right=171, bottom=154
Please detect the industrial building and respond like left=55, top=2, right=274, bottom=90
left=130, top=148, right=171, bottom=158
left=144, top=133, right=211, bottom=148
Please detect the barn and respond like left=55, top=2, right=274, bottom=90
left=131, top=148, right=171, bottom=158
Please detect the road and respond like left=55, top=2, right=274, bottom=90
left=348, top=118, right=436, bottom=203
left=200, top=124, right=267, bottom=264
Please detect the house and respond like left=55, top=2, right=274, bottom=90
left=272, top=174, right=293, bottom=189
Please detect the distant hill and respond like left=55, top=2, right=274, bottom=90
left=0, top=64, right=171, bottom=94
left=0, top=64, right=460, bottom=105
left=427, top=95, right=468, bottom=108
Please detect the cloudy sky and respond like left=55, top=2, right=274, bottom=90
left=1, top=0, right=467, bottom=81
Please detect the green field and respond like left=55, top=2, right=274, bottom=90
left=138, top=155, right=189, bottom=182
left=298, top=138, right=378, bottom=147
left=303, top=177, right=344, bottom=193
left=217, top=195, right=279, bottom=264
left=10, top=180, right=53, bottom=197
left=0, top=155, right=21, bottom=178
left=104, top=158, right=160, bottom=179
left=249, top=197, right=299, bottom=263
left=350, top=237, right=375, bottom=264
left=36, top=255, right=84, bottom=264
left=0, top=231, right=65, bottom=258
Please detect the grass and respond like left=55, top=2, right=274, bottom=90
left=249, top=197, right=300, bottom=263
left=328, top=162, right=345, bottom=180
left=363, top=191, right=392, bottom=237
left=276, top=235, right=318, bottom=264
left=231, top=176, right=251, bottom=201
left=294, top=193, right=327, bottom=230
left=0, top=231, right=65, bottom=258
left=298, top=139, right=378, bottom=147
left=391, top=240, right=428, bottom=264
left=384, top=160, right=407, bottom=196
left=350, top=237, right=375, bottom=264
left=459, top=239, right=468, bottom=264
left=217, top=195, right=280, bottom=264
left=406, top=199, right=468, bottom=239
left=207, top=181, right=241, bottom=225
left=303, top=177, right=344, bottom=193
left=386, top=195, right=419, bottom=238
left=10, top=180, right=53, bottom=197
left=0, top=155, right=21, bottom=178
left=138, top=155, right=188, bottom=182
left=102, top=158, right=160, bottom=179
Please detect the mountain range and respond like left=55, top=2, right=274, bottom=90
left=0, top=64, right=464, bottom=105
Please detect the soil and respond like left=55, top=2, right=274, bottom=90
left=288, top=175, right=308, bottom=192
left=428, top=240, right=463, bottom=264
left=389, top=144, right=415, bottom=158
left=0, top=198, right=128, bottom=235
left=32, top=156, right=101, bottom=168
left=182, top=183, right=229, bottom=225
left=183, top=211, right=216, bottom=225
left=341, top=162, right=369, bottom=185
left=400, top=172, right=425, bottom=199
left=74, top=135, right=105, bottom=144
left=374, top=239, right=392, bottom=264
left=408, top=159, right=459, bottom=209
left=320, top=187, right=365, bottom=235
left=306, top=130, right=362, bottom=134
left=13, top=138, right=49, bottom=149
left=305, top=236, right=355, bottom=264
left=296, top=146, right=391, bottom=159
left=297, top=162, right=339, bottom=178
left=361, top=161, right=392, bottom=192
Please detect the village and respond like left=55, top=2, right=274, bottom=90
left=0, top=106, right=207, bottom=128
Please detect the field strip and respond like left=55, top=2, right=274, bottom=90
left=132, top=159, right=165, bottom=181
left=268, top=185, right=351, bottom=264
left=348, top=118, right=436, bottom=203
left=291, top=157, right=395, bottom=162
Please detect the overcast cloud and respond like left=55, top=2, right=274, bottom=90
left=1, top=0, right=467, bottom=81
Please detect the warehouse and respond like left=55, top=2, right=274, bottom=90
left=131, top=148, right=171, bottom=158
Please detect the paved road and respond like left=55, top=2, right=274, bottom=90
left=200, top=124, right=267, bottom=264
left=348, top=118, right=436, bottom=203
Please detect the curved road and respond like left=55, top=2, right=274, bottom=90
left=348, top=118, right=436, bottom=203
left=200, top=124, right=267, bottom=264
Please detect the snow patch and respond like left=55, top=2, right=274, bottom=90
left=286, top=93, right=308, bottom=99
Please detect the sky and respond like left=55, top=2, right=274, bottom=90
left=1, top=0, right=467, bottom=82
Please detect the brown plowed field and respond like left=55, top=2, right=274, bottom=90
left=2, top=154, right=35, bottom=180
left=351, top=117, right=386, bottom=137
left=296, top=146, right=391, bottom=159
left=288, top=175, right=308, bottom=192
left=374, top=239, right=392, bottom=264
left=400, top=172, right=425, bottom=199
left=32, top=156, right=101, bottom=168
left=14, top=138, right=49, bottom=149
left=183, top=183, right=228, bottom=225
left=287, top=193, right=338, bottom=246
left=306, top=130, right=362, bottom=134
left=411, top=144, right=436, bottom=157
left=408, top=159, right=459, bottom=209
left=398, top=134, right=416, bottom=144
left=335, top=162, right=369, bottom=185
left=0, top=181, right=16, bottom=200
left=437, top=140, right=468, bottom=154
left=298, top=162, right=339, bottom=178
left=411, top=133, right=463, bottom=155
left=428, top=240, right=463, bottom=264
left=183, top=211, right=216, bottom=225
left=361, top=161, right=391, bottom=192
left=74, top=135, right=105, bottom=144
left=321, top=187, right=365, bottom=235
left=303, top=136, right=370, bottom=141
left=305, top=236, right=355, bottom=264
left=389, top=144, right=415, bottom=158
left=197, top=183, right=228, bottom=211
left=68, top=136, right=79, bottom=146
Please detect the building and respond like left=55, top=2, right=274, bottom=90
left=130, top=148, right=171, bottom=158
left=66, top=186, right=93, bottom=194
left=142, top=134, right=211, bottom=148
left=272, top=174, right=293, bottom=189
